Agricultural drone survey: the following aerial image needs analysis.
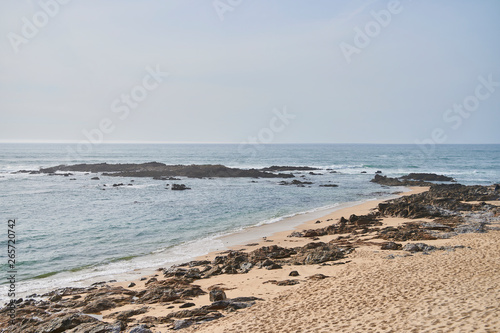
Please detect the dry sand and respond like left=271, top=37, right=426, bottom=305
left=184, top=230, right=500, bottom=333
left=108, top=187, right=500, bottom=332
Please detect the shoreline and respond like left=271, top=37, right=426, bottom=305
left=3, top=183, right=499, bottom=332
left=3, top=189, right=408, bottom=302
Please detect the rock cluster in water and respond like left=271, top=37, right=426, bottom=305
left=38, top=162, right=296, bottom=179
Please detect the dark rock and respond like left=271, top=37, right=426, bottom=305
left=291, top=242, right=346, bottom=265
left=128, top=324, right=153, bottom=333
left=319, top=184, right=339, bottom=187
left=278, top=180, right=313, bottom=186
left=308, top=274, right=328, bottom=280
left=171, top=184, right=191, bottom=191
left=376, top=170, right=382, bottom=174
left=128, top=282, right=136, bottom=288
left=91, top=177, right=100, bottom=180
left=380, top=242, right=402, bottom=250
left=173, top=320, right=193, bottom=330
left=289, top=271, right=300, bottom=277
left=403, top=243, right=436, bottom=252
left=34, top=313, right=99, bottom=333
left=179, top=302, right=196, bottom=308
left=153, top=176, right=181, bottom=180
left=104, top=307, right=149, bottom=321
left=82, top=298, right=116, bottom=313
left=209, top=289, right=227, bottom=302
left=39, top=162, right=295, bottom=179
left=276, top=280, right=300, bottom=286
left=400, top=173, right=455, bottom=182
left=260, top=166, right=320, bottom=172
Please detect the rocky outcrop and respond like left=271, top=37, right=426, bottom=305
left=400, top=173, right=455, bottom=182
left=259, top=166, right=320, bottom=172
left=171, top=184, right=191, bottom=191
left=289, top=213, right=382, bottom=238
left=278, top=180, right=313, bottom=186
left=371, top=173, right=456, bottom=186
left=370, top=174, right=433, bottom=186
left=38, top=163, right=295, bottom=179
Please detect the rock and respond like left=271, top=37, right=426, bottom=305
left=380, top=242, right=402, bottom=250
left=278, top=180, right=313, bottom=186
left=403, top=243, right=436, bottom=252
left=400, top=173, right=455, bottom=182
left=82, top=298, right=117, bottom=313
left=308, top=274, right=328, bottom=280
left=260, top=166, right=320, bottom=172
left=128, top=324, right=153, bottom=333
left=34, top=313, right=99, bottom=333
left=288, top=231, right=304, bottom=237
left=179, top=302, right=196, bottom=308
left=39, top=163, right=295, bottom=179
left=171, top=184, right=191, bottom=190
left=153, top=176, right=181, bottom=180
left=239, top=262, right=253, bottom=273
left=173, top=320, right=193, bottom=330
left=104, top=307, right=149, bottom=321
left=250, top=245, right=296, bottom=260
left=276, top=280, right=300, bottom=286
left=289, top=271, right=300, bottom=277
left=209, top=289, right=227, bottom=302
left=66, top=321, right=124, bottom=333
left=319, top=184, right=339, bottom=187
left=291, top=242, right=345, bottom=265
left=91, top=177, right=100, bottom=180
left=128, top=282, right=136, bottom=288
left=376, top=170, right=382, bottom=174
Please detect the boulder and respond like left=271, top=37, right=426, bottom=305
left=380, top=242, right=402, bottom=250
left=209, top=289, right=227, bottom=302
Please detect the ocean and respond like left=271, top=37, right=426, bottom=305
left=0, top=143, right=499, bottom=302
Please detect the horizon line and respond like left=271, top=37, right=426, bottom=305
left=0, top=140, right=499, bottom=145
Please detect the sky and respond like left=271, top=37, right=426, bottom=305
left=0, top=0, right=499, bottom=144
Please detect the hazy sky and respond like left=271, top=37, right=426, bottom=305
left=1, top=0, right=499, bottom=144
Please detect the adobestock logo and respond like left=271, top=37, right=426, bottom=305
left=416, top=74, right=499, bottom=156
left=65, top=65, right=169, bottom=161
left=7, top=0, right=72, bottom=54
left=238, top=106, right=295, bottom=158
left=213, top=0, right=243, bottom=22
left=340, top=0, right=404, bottom=64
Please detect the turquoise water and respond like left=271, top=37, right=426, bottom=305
left=0, top=143, right=499, bottom=300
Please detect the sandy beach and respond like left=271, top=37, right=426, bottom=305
left=106, top=186, right=499, bottom=332
left=2, top=185, right=499, bottom=333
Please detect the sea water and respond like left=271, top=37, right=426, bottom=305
left=0, top=143, right=498, bottom=301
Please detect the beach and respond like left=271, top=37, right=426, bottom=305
left=2, top=183, right=499, bottom=332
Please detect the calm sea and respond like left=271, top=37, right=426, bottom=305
left=0, top=143, right=499, bottom=301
